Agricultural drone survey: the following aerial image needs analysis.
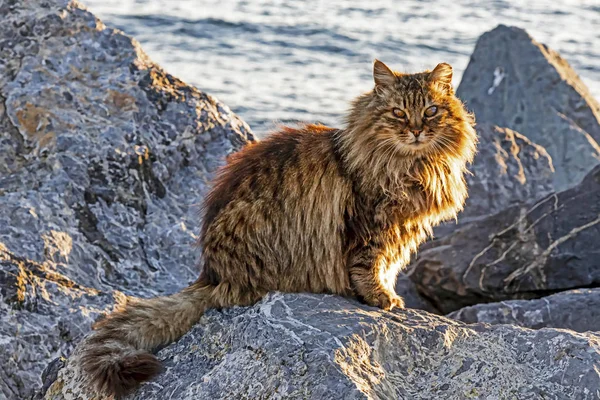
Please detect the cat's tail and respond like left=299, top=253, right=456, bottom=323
left=78, top=278, right=219, bottom=398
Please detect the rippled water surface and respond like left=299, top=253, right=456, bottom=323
left=84, top=0, right=600, bottom=135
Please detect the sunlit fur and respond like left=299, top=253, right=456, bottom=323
left=340, top=62, right=477, bottom=224
left=78, top=61, right=477, bottom=398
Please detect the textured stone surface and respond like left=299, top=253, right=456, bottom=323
left=0, top=0, right=253, bottom=398
left=0, top=246, right=118, bottom=400
left=449, top=288, right=600, bottom=333
left=461, top=123, right=554, bottom=221
left=457, top=25, right=600, bottom=191
left=44, top=293, right=600, bottom=400
left=408, top=165, right=600, bottom=314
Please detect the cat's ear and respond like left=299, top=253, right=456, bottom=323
left=373, top=59, right=396, bottom=92
left=429, top=63, right=453, bottom=92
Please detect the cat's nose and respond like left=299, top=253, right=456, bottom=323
left=411, top=130, right=422, bottom=137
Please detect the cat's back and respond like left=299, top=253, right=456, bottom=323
left=202, top=124, right=347, bottom=227
left=200, top=124, right=352, bottom=293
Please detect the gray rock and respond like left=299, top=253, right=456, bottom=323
left=457, top=25, right=600, bottom=191
left=408, top=165, right=600, bottom=314
left=0, top=247, right=118, bottom=399
left=461, top=123, right=554, bottom=221
left=45, top=293, right=600, bottom=400
left=449, top=288, right=600, bottom=333
left=0, top=0, right=252, bottom=398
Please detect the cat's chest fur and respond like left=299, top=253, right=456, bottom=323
left=345, top=184, right=421, bottom=246
left=342, top=157, right=458, bottom=253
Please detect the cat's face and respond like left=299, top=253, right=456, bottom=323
left=369, top=61, right=473, bottom=157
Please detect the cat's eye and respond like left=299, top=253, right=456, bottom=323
left=424, top=106, right=438, bottom=117
left=392, top=108, right=406, bottom=119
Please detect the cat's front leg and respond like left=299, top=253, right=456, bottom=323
left=348, top=245, right=405, bottom=311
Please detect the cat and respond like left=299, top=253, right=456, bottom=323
left=78, top=60, right=477, bottom=398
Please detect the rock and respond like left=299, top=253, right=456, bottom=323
left=461, top=123, right=554, bottom=221
left=45, top=293, right=600, bottom=400
left=457, top=25, right=600, bottom=191
left=407, top=165, right=600, bottom=314
left=449, top=288, right=600, bottom=333
left=0, top=0, right=252, bottom=398
left=0, top=247, right=118, bottom=400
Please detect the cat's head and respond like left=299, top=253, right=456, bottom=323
left=345, top=60, right=476, bottom=162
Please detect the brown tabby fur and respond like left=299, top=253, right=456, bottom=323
left=79, top=60, right=477, bottom=398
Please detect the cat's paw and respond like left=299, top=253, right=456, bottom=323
left=379, top=292, right=405, bottom=311
left=365, top=290, right=405, bottom=311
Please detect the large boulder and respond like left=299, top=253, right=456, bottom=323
left=457, top=25, right=600, bottom=191
left=449, top=288, right=600, bottom=333
left=408, top=165, right=600, bottom=314
left=460, top=123, right=554, bottom=221
left=0, top=0, right=252, bottom=398
left=45, top=293, right=600, bottom=400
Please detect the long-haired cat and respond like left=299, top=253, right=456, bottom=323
left=79, top=60, right=477, bottom=398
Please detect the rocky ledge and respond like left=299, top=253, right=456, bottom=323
left=1, top=2, right=600, bottom=400
left=46, top=293, right=600, bottom=400
left=449, top=288, right=600, bottom=333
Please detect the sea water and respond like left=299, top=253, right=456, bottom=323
left=84, top=0, right=599, bottom=136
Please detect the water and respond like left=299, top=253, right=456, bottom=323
left=83, top=0, right=600, bottom=136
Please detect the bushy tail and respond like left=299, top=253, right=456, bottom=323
left=79, top=279, right=217, bottom=398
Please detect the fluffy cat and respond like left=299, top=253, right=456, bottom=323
left=79, top=60, right=477, bottom=398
